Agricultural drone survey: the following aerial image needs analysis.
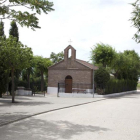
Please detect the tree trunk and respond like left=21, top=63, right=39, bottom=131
left=7, top=83, right=9, bottom=95
left=27, top=71, right=30, bottom=89
left=114, top=71, right=119, bottom=79
left=11, top=68, right=15, bottom=103
left=103, top=62, right=106, bottom=68
left=41, top=72, right=44, bottom=92
left=8, top=72, right=12, bottom=95
left=0, top=93, right=2, bottom=98
left=9, top=82, right=12, bottom=95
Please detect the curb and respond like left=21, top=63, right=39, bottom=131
left=94, top=90, right=137, bottom=98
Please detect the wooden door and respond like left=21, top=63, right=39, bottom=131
left=65, top=79, right=72, bottom=93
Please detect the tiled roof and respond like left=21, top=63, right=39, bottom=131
left=76, top=59, right=98, bottom=70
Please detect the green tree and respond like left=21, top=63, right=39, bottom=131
left=123, top=50, right=140, bottom=80
left=21, top=58, right=35, bottom=89
left=50, top=51, right=64, bottom=64
left=91, top=43, right=116, bottom=67
left=26, top=67, right=34, bottom=89
left=0, top=21, right=4, bottom=37
left=0, top=0, right=54, bottom=30
left=94, top=67, right=110, bottom=86
left=111, top=50, right=140, bottom=80
left=94, top=67, right=110, bottom=95
left=111, top=53, right=129, bottom=79
left=9, top=21, right=19, bottom=42
left=8, top=21, right=20, bottom=95
left=124, top=50, right=139, bottom=61
left=0, top=66, right=9, bottom=98
left=34, top=56, right=52, bottom=92
left=0, top=36, right=33, bottom=102
left=0, top=20, right=8, bottom=98
left=130, top=0, right=140, bottom=43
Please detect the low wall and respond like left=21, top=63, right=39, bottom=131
left=16, top=87, right=32, bottom=96
left=58, top=93, right=93, bottom=98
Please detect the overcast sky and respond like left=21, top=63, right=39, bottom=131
left=4, top=0, right=140, bottom=61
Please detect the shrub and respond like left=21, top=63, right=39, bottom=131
left=95, top=67, right=110, bottom=87
left=94, top=67, right=110, bottom=95
left=104, top=79, right=137, bottom=95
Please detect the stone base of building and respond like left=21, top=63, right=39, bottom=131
left=47, top=87, right=94, bottom=97
left=58, top=93, right=94, bottom=98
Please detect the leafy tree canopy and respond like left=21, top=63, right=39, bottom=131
left=91, top=43, right=116, bottom=67
left=124, top=50, right=140, bottom=62
left=111, top=53, right=129, bottom=78
left=9, top=21, right=19, bottom=41
left=34, top=56, right=52, bottom=73
left=0, top=21, right=7, bottom=98
left=50, top=51, right=64, bottom=64
left=0, top=36, right=33, bottom=70
left=111, top=51, right=140, bottom=80
left=0, top=21, right=4, bottom=37
left=94, top=67, right=110, bottom=86
left=0, top=0, right=54, bottom=30
left=130, top=0, right=140, bottom=43
left=34, top=56, right=52, bottom=91
left=0, top=63, right=9, bottom=98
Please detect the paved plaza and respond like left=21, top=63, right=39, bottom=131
left=0, top=92, right=140, bottom=140
left=0, top=94, right=104, bottom=126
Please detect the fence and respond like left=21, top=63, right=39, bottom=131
left=58, top=83, right=94, bottom=94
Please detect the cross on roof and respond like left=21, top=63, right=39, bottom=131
left=68, top=39, right=72, bottom=45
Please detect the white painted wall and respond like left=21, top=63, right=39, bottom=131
left=16, top=90, right=32, bottom=96
left=47, top=87, right=58, bottom=94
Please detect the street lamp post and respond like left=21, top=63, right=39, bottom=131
left=93, top=62, right=94, bottom=98
left=93, top=53, right=95, bottom=98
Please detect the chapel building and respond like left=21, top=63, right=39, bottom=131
left=47, top=45, right=98, bottom=94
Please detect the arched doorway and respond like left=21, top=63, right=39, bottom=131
left=65, top=75, right=72, bottom=93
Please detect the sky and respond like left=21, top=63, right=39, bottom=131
left=4, top=0, right=140, bottom=62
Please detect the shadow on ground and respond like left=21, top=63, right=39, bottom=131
left=103, top=92, right=140, bottom=100
left=113, top=92, right=140, bottom=99
left=0, top=113, right=29, bottom=126
left=1, top=96, right=33, bottom=100
left=0, top=100, right=52, bottom=106
left=0, top=96, right=52, bottom=106
left=0, top=118, right=110, bottom=140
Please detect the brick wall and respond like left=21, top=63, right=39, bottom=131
left=48, top=69, right=93, bottom=87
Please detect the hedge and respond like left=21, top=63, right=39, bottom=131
left=96, top=79, right=137, bottom=95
